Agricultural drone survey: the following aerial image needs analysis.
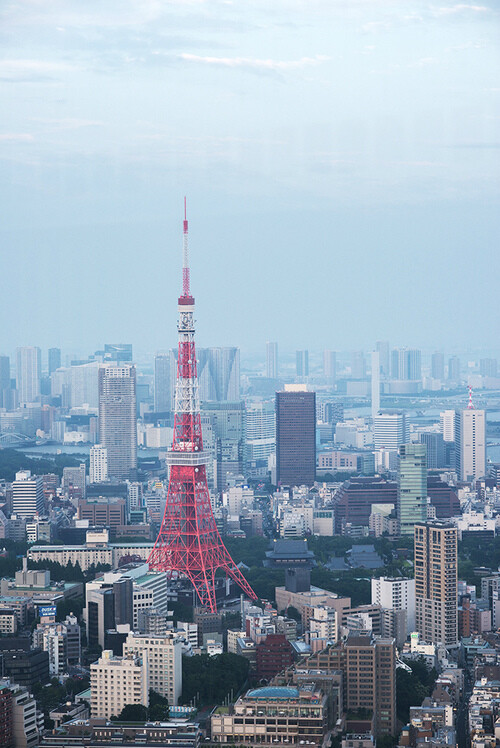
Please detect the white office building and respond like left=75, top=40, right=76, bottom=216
left=371, top=576, right=416, bottom=634
left=89, top=444, right=108, bottom=483
left=455, top=409, right=486, bottom=482
left=12, top=471, right=44, bottom=519
left=16, top=347, right=41, bottom=404
left=373, top=412, right=409, bottom=451
left=440, top=410, right=456, bottom=443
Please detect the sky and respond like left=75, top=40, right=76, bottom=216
left=1, top=0, right=499, bottom=361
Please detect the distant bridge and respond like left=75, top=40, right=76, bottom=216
left=0, top=431, right=35, bottom=447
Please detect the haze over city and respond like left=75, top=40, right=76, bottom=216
left=1, top=0, right=499, bottom=355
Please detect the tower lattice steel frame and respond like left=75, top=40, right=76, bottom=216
left=148, top=201, right=257, bottom=612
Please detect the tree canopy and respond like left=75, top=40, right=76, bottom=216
left=181, top=653, right=249, bottom=707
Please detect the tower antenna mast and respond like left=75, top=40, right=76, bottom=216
left=148, top=201, right=257, bottom=612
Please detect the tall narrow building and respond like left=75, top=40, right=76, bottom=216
left=455, top=407, right=486, bottom=481
left=48, top=348, right=61, bottom=376
left=397, top=443, right=427, bottom=536
left=98, top=365, right=137, bottom=480
left=12, top=470, right=44, bottom=518
left=16, top=346, right=41, bottom=403
left=371, top=350, right=380, bottom=419
left=323, top=350, right=336, bottom=387
left=266, top=342, right=278, bottom=379
left=414, top=520, right=458, bottom=647
left=295, top=350, right=309, bottom=378
left=276, top=388, right=316, bottom=486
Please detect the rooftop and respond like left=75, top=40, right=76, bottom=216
left=246, top=686, right=300, bottom=700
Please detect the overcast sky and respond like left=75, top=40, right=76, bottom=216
left=1, top=0, right=499, bottom=360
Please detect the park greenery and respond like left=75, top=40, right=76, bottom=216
left=114, top=690, right=170, bottom=722
left=181, top=653, right=249, bottom=706
left=0, top=448, right=83, bottom=482
left=396, top=658, right=438, bottom=724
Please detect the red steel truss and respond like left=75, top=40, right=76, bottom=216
left=148, top=203, right=257, bottom=612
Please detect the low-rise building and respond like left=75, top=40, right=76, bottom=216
left=211, top=684, right=329, bottom=746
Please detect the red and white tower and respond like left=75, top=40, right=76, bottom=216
left=148, top=201, right=257, bottom=612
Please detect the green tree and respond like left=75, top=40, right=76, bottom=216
left=181, top=653, right=249, bottom=706
left=117, top=704, right=148, bottom=722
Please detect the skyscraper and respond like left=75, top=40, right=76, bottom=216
left=351, top=351, right=366, bottom=379
left=414, top=520, right=458, bottom=647
left=0, top=355, right=10, bottom=408
left=376, top=341, right=390, bottom=377
left=266, top=342, right=278, bottom=379
left=12, top=470, right=44, bottom=518
left=397, top=443, right=427, bottom=536
left=295, top=350, right=309, bottom=378
left=455, top=407, right=486, bottom=481
left=431, top=351, right=445, bottom=380
left=391, top=348, right=421, bottom=380
left=174, top=346, right=240, bottom=402
left=323, top=350, right=336, bottom=387
left=16, top=347, right=41, bottom=403
left=373, top=412, right=409, bottom=451
left=276, top=389, right=316, bottom=486
left=154, top=353, right=171, bottom=412
left=104, top=343, right=133, bottom=363
left=448, top=356, right=460, bottom=383
left=48, top=348, right=61, bottom=376
left=371, top=350, right=380, bottom=420
left=90, top=444, right=108, bottom=483
left=480, top=358, right=498, bottom=378
left=245, top=401, right=276, bottom=464
left=98, top=365, right=137, bottom=480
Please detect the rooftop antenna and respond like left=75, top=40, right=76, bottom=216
left=182, top=196, right=190, bottom=297
left=467, top=385, right=474, bottom=409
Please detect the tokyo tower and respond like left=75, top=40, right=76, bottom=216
left=148, top=201, right=257, bottom=612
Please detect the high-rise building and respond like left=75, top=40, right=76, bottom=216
left=154, top=353, right=171, bottom=412
left=296, top=350, right=309, bottom=378
left=48, top=348, right=61, bottom=376
left=455, top=408, right=486, bottom=481
left=202, top=401, right=245, bottom=489
left=62, top=464, right=86, bottom=500
left=245, top=401, right=275, bottom=464
left=351, top=351, right=366, bottom=379
left=323, top=350, right=336, bottom=386
left=397, top=444, right=427, bottom=536
left=16, top=347, right=41, bottom=404
left=276, top=389, right=316, bottom=486
left=104, top=343, right=133, bottom=363
left=373, top=412, right=409, bottom=451
left=169, top=347, right=240, bottom=402
left=0, top=355, right=10, bottom=408
left=371, top=576, right=416, bottom=634
left=480, top=358, right=498, bottom=378
left=448, top=356, right=460, bottom=383
left=440, top=410, right=455, bottom=443
left=371, top=350, right=380, bottom=420
left=414, top=520, right=458, bottom=647
left=90, top=649, right=148, bottom=719
left=12, top=470, right=44, bottom=519
left=418, top=432, right=446, bottom=470
left=98, top=365, right=137, bottom=480
left=123, top=632, right=182, bottom=705
left=376, top=341, right=390, bottom=377
left=431, top=351, right=445, bottom=380
left=266, top=342, right=278, bottom=379
left=391, top=348, right=421, bottom=380
left=89, top=445, right=108, bottom=483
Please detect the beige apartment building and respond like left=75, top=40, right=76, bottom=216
left=123, top=632, right=182, bottom=705
left=414, top=520, right=458, bottom=648
left=90, top=650, right=148, bottom=719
